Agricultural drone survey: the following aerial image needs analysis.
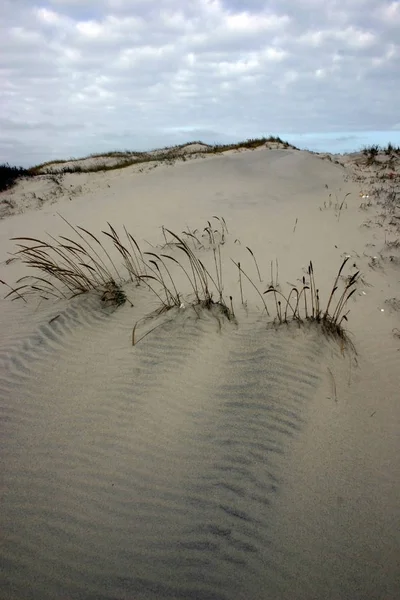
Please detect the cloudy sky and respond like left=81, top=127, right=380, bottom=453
left=1, top=0, right=400, bottom=166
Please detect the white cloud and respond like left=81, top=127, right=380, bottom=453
left=216, top=56, right=260, bottom=76
left=261, top=47, right=287, bottom=62
left=225, top=11, right=290, bottom=34
left=36, top=7, right=62, bottom=25
left=76, top=20, right=104, bottom=37
left=0, top=0, right=399, bottom=165
left=299, top=26, right=376, bottom=48
left=380, top=1, right=400, bottom=23
left=338, top=26, right=376, bottom=48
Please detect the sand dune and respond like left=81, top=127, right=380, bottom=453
left=1, top=144, right=399, bottom=599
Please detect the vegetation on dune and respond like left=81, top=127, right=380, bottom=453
left=30, top=136, right=294, bottom=174
left=263, top=258, right=359, bottom=348
left=1, top=132, right=371, bottom=347
left=2, top=215, right=359, bottom=350
left=208, top=135, right=293, bottom=153
left=0, top=164, right=33, bottom=193
left=2, top=138, right=399, bottom=192
left=2, top=215, right=230, bottom=309
left=362, top=143, right=400, bottom=164
left=1, top=136, right=296, bottom=188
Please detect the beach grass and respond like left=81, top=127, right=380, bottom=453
left=3, top=217, right=360, bottom=349
left=263, top=257, right=359, bottom=347
left=2, top=136, right=296, bottom=187
left=4, top=216, right=234, bottom=317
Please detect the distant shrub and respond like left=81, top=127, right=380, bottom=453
left=362, top=144, right=380, bottom=157
left=0, top=163, right=32, bottom=193
left=208, top=136, right=296, bottom=154
left=361, top=143, right=400, bottom=163
left=384, top=142, right=400, bottom=156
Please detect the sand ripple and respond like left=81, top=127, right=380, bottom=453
left=1, top=305, right=327, bottom=600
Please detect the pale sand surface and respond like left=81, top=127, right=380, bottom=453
left=1, top=145, right=399, bottom=599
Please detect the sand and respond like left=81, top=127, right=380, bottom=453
left=1, top=142, right=399, bottom=599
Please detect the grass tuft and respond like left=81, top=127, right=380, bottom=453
left=7, top=218, right=143, bottom=306
left=5, top=216, right=234, bottom=320
left=263, top=258, right=359, bottom=348
left=3, top=218, right=359, bottom=350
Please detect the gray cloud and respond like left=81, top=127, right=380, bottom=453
left=1, top=0, right=399, bottom=165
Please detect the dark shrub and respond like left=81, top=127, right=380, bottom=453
left=0, top=163, right=32, bottom=193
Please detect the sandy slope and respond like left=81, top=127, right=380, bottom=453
left=0, top=145, right=399, bottom=600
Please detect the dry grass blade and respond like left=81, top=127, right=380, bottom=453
left=15, top=275, right=68, bottom=299
left=246, top=247, right=262, bottom=282
left=295, top=283, right=310, bottom=319
left=145, top=252, right=180, bottom=304
left=59, top=215, right=118, bottom=281
left=237, top=262, right=244, bottom=305
left=285, top=288, right=299, bottom=321
left=264, top=287, right=296, bottom=323
left=124, top=226, right=144, bottom=276
left=232, top=260, right=269, bottom=315
left=147, top=259, right=176, bottom=305
left=30, top=285, right=61, bottom=299
left=211, top=244, right=223, bottom=302
left=1, top=280, right=28, bottom=302
left=198, top=257, right=221, bottom=299
left=324, top=257, right=349, bottom=318
left=139, top=274, right=170, bottom=307
left=103, top=226, right=140, bottom=283
left=182, top=231, right=203, bottom=248
left=165, top=229, right=209, bottom=297
left=132, top=316, right=175, bottom=346
left=161, top=254, right=200, bottom=301
left=212, top=215, right=228, bottom=241
left=221, top=216, right=229, bottom=234
left=332, top=285, right=358, bottom=325
left=327, top=367, right=337, bottom=402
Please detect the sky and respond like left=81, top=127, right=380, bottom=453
left=1, top=0, right=400, bottom=166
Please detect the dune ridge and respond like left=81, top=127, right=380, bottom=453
left=1, top=142, right=399, bottom=599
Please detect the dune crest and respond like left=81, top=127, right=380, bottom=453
left=1, top=142, right=399, bottom=599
